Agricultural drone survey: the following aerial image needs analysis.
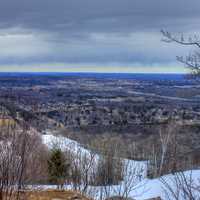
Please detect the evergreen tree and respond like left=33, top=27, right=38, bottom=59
left=47, top=148, right=70, bottom=189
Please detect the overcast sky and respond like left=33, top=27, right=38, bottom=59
left=0, top=0, right=200, bottom=73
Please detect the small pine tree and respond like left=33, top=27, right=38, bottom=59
left=47, top=148, right=70, bottom=189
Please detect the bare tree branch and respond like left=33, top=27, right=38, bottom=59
left=161, top=30, right=200, bottom=76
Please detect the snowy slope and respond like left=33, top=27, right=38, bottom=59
left=42, top=133, right=90, bottom=155
left=42, top=133, right=200, bottom=200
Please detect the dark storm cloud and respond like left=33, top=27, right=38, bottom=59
left=0, top=0, right=199, bottom=72
left=1, top=0, right=200, bottom=33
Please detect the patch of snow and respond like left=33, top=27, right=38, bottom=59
left=41, top=133, right=200, bottom=200
left=132, top=169, right=200, bottom=200
left=42, top=134, right=90, bottom=155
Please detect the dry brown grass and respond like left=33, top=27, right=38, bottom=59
left=0, top=118, right=16, bottom=127
left=20, top=189, right=91, bottom=200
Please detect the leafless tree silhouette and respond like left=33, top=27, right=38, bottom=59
left=161, top=30, right=200, bottom=76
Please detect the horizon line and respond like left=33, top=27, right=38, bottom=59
left=0, top=71, right=187, bottom=75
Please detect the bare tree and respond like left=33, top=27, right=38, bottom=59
left=69, top=147, right=96, bottom=194
left=0, top=126, right=30, bottom=200
left=158, top=122, right=177, bottom=176
left=25, top=134, right=49, bottom=185
left=0, top=120, right=49, bottom=200
left=161, top=30, right=200, bottom=76
left=89, top=136, right=147, bottom=200
left=161, top=170, right=200, bottom=200
left=147, top=121, right=179, bottom=178
left=112, top=159, right=146, bottom=199
left=91, top=137, right=124, bottom=187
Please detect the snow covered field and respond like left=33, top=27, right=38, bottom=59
left=42, top=133, right=200, bottom=200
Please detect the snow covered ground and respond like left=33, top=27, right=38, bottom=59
left=133, top=170, right=200, bottom=199
left=42, top=133, right=200, bottom=200
left=42, top=133, right=90, bottom=155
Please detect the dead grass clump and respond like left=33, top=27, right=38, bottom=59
left=21, top=189, right=91, bottom=200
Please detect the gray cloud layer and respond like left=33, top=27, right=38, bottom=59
left=0, top=0, right=199, bottom=72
